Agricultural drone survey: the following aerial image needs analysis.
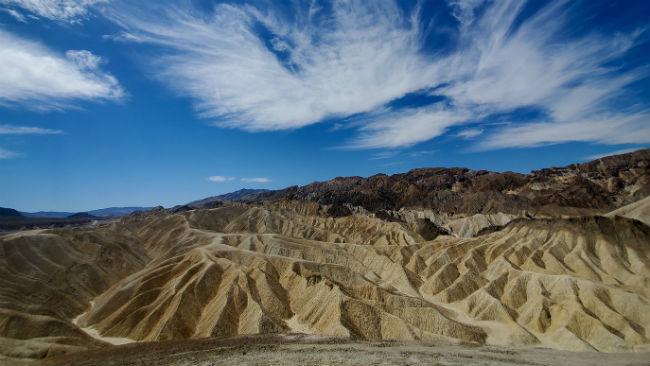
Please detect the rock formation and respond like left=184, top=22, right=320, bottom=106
left=0, top=149, right=648, bottom=363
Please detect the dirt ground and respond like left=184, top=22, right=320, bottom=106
left=23, top=334, right=650, bottom=366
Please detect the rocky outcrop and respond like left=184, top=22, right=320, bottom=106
left=236, top=149, right=650, bottom=215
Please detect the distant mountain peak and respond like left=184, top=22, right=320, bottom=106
left=20, top=206, right=153, bottom=218
left=187, top=188, right=270, bottom=208
left=0, top=207, right=23, bottom=217
left=218, top=188, right=270, bottom=201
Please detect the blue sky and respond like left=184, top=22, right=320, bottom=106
left=0, top=0, right=648, bottom=212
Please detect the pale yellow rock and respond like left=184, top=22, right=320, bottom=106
left=605, top=196, right=650, bottom=225
left=0, top=201, right=648, bottom=361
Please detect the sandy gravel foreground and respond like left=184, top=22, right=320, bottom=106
left=23, top=334, right=650, bottom=366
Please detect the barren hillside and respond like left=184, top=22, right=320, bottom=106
left=236, top=149, right=650, bottom=215
left=0, top=150, right=648, bottom=365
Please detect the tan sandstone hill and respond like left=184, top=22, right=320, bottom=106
left=0, top=152, right=648, bottom=364
left=605, top=196, right=650, bottom=226
left=74, top=204, right=649, bottom=353
left=0, top=225, right=149, bottom=361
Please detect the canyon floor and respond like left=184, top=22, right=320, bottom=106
left=29, top=334, right=650, bottom=366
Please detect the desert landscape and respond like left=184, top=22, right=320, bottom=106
left=1, top=149, right=648, bottom=365
left=1, top=0, right=648, bottom=364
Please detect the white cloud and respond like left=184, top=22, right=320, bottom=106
left=0, top=147, right=18, bottom=159
left=447, top=0, right=485, bottom=26
left=370, top=150, right=401, bottom=160
left=103, top=0, right=648, bottom=150
left=101, top=32, right=140, bottom=42
left=241, top=177, right=270, bottom=183
left=477, top=111, right=649, bottom=150
left=370, top=149, right=436, bottom=160
left=0, top=0, right=105, bottom=22
left=351, top=106, right=473, bottom=149
left=438, top=1, right=648, bottom=150
left=409, top=150, right=436, bottom=158
left=585, top=148, right=645, bottom=161
left=207, top=176, right=235, bottom=182
left=103, top=1, right=439, bottom=131
left=0, top=29, right=124, bottom=108
left=0, top=125, right=62, bottom=134
left=456, top=128, right=483, bottom=139
left=3, top=7, right=26, bottom=21
left=65, top=50, right=101, bottom=70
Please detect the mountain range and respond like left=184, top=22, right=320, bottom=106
left=0, top=148, right=648, bottom=365
left=18, top=207, right=154, bottom=219
left=227, top=148, right=649, bottom=216
left=3, top=190, right=272, bottom=220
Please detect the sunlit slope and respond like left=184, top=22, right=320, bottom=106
left=77, top=203, right=649, bottom=352
left=605, top=196, right=650, bottom=226
left=1, top=196, right=648, bottom=362
left=0, top=224, right=148, bottom=360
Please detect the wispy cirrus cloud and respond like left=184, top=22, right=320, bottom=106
left=0, top=125, right=62, bottom=134
left=370, top=148, right=436, bottom=161
left=457, top=128, right=483, bottom=140
left=102, top=0, right=648, bottom=151
left=351, top=105, right=473, bottom=149
left=0, top=147, right=19, bottom=159
left=369, top=150, right=401, bottom=160
left=0, top=124, right=63, bottom=158
left=102, top=0, right=441, bottom=132
left=101, top=32, right=140, bottom=43
left=409, top=150, right=436, bottom=158
left=477, top=111, right=649, bottom=150
left=0, top=0, right=105, bottom=22
left=447, top=0, right=484, bottom=26
left=0, top=29, right=124, bottom=108
left=2, top=7, right=26, bottom=21
left=207, top=176, right=235, bottom=182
